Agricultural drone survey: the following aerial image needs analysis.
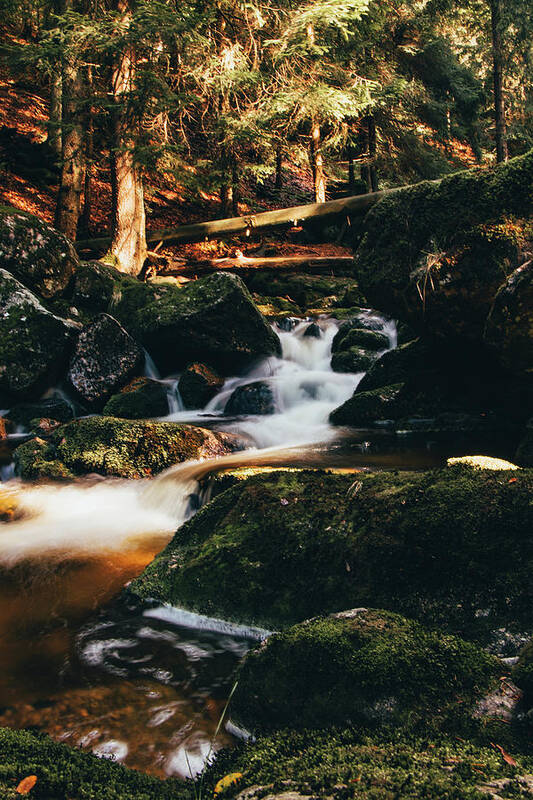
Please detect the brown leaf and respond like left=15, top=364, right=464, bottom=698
left=16, top=775, right=38, bottom=794
left=491, top=742, right=517, bottom=766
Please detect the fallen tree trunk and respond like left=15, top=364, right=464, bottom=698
left=75, top=186, right=398, bottom=253
left=169, top=253, right=354, bottom=276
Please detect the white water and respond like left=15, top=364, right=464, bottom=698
left=0, top=314, right=395, bottom=566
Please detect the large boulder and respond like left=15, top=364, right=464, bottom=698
left=231, top=609, right=497, bottom=733
left=5, top=396, right=74, bottom=430
left=130, top=467, right=533, bottom=642
left=14, top=416, right=240, bottom=480
left=355, top=151, right=533, bottom=373
left=103, top=377, right=169, bottom=419
left=111, top=272, right=281, bottom=376
left=0, top=269, right=78, bottom=401
left=0, top=207, right=78, bottom=298
left=178, top=363, right=224, bottom=409
left=67, top=314, right=144, bottom=408
left=71, top=260, right=123, bottom=313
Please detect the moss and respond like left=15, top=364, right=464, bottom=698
left=0, top=726, right=189, bottom=800
left=332, top=327, right=389, bottom=353
left=178, top=363, right=224, bottom=409
left=14, top=416, right=236, bottom=479
left=0, top=270, right=77, bottom=400
left=331, top=347, right=376, bottom=374
left=330, top=383, right=406, bottom=424
left=232, top=609, right=498, bottom=734
left=0, top=206, right=78, bottom=299
left=244, top=272, right=361, bottom=311
left=202, top=728, right=533, bottom=800
left=103, top=378, right=169, bottom=419
left=71, top=261, right=128, bottom=314
left=355, top=153, right=533, bottom=360
left=130, top=467, right=533, bottom=641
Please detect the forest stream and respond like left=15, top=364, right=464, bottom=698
left=0, top=315, right=518, bottom=780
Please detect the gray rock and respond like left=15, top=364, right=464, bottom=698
left=225, top=381, right=275, bottom=416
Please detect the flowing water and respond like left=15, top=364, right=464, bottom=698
left=0, top=313, right=513, bottom=777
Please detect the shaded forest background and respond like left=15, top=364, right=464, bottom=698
left=0, top=0, right=532, bottom=275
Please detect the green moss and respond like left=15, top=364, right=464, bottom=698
left=332, top=327, right=389, bottom=353
left=130, top=467, right=533, bottom=641
left=244, top=272, right=361, bottom=311
left=203, top=728, right=533, bottom=800
left=14, top=416, right=235, bottom=479
left=0, top=727, right=189, bottom=799
left=103, top=378, right=169, bottom=419
left=232, top=609, right=498, bottom=734
left=331, top=347, right=376, bottom=374
left=330, top=383, right=406, bottom=424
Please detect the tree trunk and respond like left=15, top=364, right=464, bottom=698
left=347, top=144, right=355, bottom=191
left=48, top=70, right=63, bottom=158
left=79, top=67, right=94, bottom=238
left=109, top=0, right=146, bottom=275
left=367, top=115, right=378, bottom=192
left=489, top=0, right=508, bottom=162
left=55, top=54, right=84, bottom=240
left=275, top=147, right=283, bottom=191
left=231, top=157, right=240, bottom=216
left=309, top=123, right=326, bottom=203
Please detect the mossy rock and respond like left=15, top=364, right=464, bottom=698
left=332, top=325, right=389, bottom=354
left=0, top=206, right=78, bottom=298
left=485, top=260, right=533, bottom=374
left=330, top=347, right=376, bottom=374
left=203, top=728, right=533, bottom=800
left=103, top=377, right=169, bottom=419
left=244, top=272, right=360, bottom=311
left=14, top=416, right=238, bottom=479
left=110, top=272, right=281, bottom=376
left=330, top=383, right=406, bottom=424
left=0, top=269, right=78, bottom=401
left=71, top=260, right=126, bottom=314
left=178, top=363, right=224, bottom=409
left=232, top=609, right=498, bottom=734
left=0, top=726, right=188, bottom=800
left=355, top=152, right=533, bottom=370
left=130, top=467, right=533, bottom=641
left=5, top=397, right=74, bottom=430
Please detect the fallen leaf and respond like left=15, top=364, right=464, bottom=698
left=214, top=773, right=243, bottom=796
left=508, top=478, right=518, bottom=484
left=16, top=775, right=37, bottom=794
left=491, top=742, right=517, bottom=766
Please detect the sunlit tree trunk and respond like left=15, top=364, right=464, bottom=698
left=347, top=144, right=355, bottom=191
left=48, top=70, right=63, bottom=158
left=79, top=66, right=93, bottom=238
left=489, top=0, right=508, bottom=162
left=367, top=115, right=378, bottom=192
left=309, top=123, right=326, bottom=204
left=109, top=0, right=146, bottom=276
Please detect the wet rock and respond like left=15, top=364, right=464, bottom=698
left=67, top=314, right=144, bottom=408
left=111, top=272, right=281, bottom=376
left=103, top=377, right=169, bottom=419
left=485, top=260, right=533, bottom=374
left=178, top=363, right=224, bottom=409
left=330, top=347, right=375, bottom=374
left=330, top=383, right=405, bottom=424
left=225, top=381, right=275, bottom=416
left=332, top=324, right=388, bottom=353
left=302, top=322, right=321, bottom=338
left=0, top=269, right=78, bottom=401
left=130, top=467, right=533, bottom=640
left=5, top=397, right=74, bottom=430
left=276, top=317, right=299, bottom=332
left=231, top=609, right=497, bottom=733
left=14, top=416, right=240, bottom=480
left=0, top=207, right=78, bottom=298
left=71, top=261, right=124, bottom=314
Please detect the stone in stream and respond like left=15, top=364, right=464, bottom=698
left=302, top=321, right=321, bottom=338
left=0, top=269, right=78, bottom=402
left=332, top=324, right=389, bottom=353
left=225, top=381, right=275, bottom=416
left=5, top=397, right=74, bottom=430
left=178, top=363, right=224, bottom=409
left=230, top=608, right=498, bottom=734
left=103, top=377, right=169, bottom=419
left=67, top=313, right=144, bottom=408
left=13, top=416, right=241, bottom=480
left=330, top=347, right=376, bottom=374
left=0, top=207, right=78, bottom=298
left=129, top=466, right=533, bottom=643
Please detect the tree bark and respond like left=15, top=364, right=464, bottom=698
left=309, top=123, right=326, bottom=203
left=79, top=67, right=94, bottom=238
left=47, top=70, right=62, bottom=158
left=54, top=52, right=84, bottom=240
left=367, top=115, right=378, bottom=192
left=347, top=145, right=355, bottom=191
left=231, top=157, right=240, bottom=216
left=109, top=0, right=147, bottom=275
left=489, top=0, right=508, bottom=162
